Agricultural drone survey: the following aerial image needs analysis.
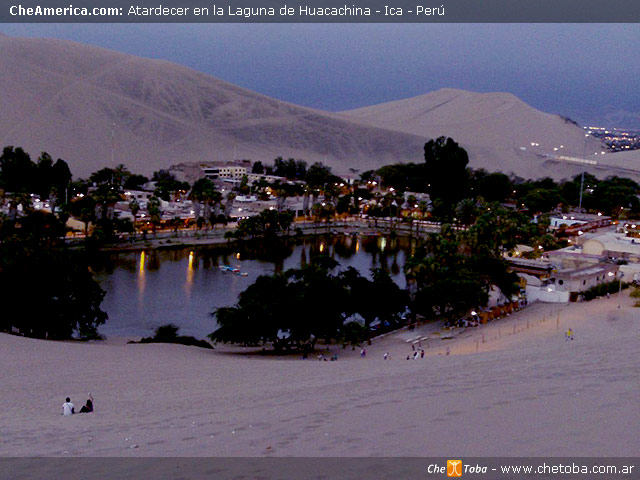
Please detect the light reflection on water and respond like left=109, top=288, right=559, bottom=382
left=92, top=235, right=412, bottom=339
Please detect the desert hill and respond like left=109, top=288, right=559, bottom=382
left=1, top=33, right=638, bottom=182
left=341, top=88, right=640, bottom=181
left=0, top=34, right=425, bottom=178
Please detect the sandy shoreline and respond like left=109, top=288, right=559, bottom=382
left=1, top=293, right=639, bottom=459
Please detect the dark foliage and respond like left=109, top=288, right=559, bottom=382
left=210, top=256, right=408, bottom=349
left=0, top=212, right=107, bottom=339
left=131, top=324, right=213, bottom=349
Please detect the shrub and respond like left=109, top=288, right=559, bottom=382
left=629, top=287, right=640, bottom=299
left=130, top=324, right=213, bottom=349
left=582, top=281, right=630, bottom=301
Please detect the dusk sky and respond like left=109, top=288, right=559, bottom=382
left=3, top=23, right=639, bottom=129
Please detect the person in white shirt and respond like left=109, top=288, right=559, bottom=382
left=62, top=397, right=74, bottom=415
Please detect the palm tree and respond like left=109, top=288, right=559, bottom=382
left=129, top=198, right=140, bottom=238
left=189, top=178, right=216, bottom=229
left=70, top=196, right=96, bottom=238
left=147, top=196, right=162, bottom=236
left=209, top=190, right=223, bottom=229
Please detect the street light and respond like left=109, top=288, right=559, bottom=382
left=618, top=272, right=624, bottom=309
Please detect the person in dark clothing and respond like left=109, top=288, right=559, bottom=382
left=79, top=394, right=94, bottom=413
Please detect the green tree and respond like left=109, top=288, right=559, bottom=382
left=153, top=170, right=189, bottom=201
left=0, top=146, right=35, bottom=193
left=129, top=197, right=140, bottom=236
left=305, top=162, right=333, bottom=189
left=70, top=195, right=96, bottom=237
left=471, top=170, right=514, bottom=203
left=424, top=137, right=470, bottom=220
left=147, top=196, right=162, bottom=235
left=210, top=257, right=407, bottom=349
left=252, top=161, right=264, bottom=174
left=189, top=178, right=217, bottom=227
left=0, top=211, right=107, bottom=339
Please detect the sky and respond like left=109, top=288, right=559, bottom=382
left=2, top=23, right=639, bottom=129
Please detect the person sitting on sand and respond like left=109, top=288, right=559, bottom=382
left=62, top=397, right=74, bottom=416
left=79, top=394, right=94, bottom=413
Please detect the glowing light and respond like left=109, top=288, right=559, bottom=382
left=185, top=251, right=195, bottom=296
left=139, top=251, right=145, bottom=274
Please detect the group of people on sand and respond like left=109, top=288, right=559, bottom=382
left=62, top=394, right=94, bottom=415
left=315, top=353, right=339, bottom=361
left=406, top=349, right=425, bottom=360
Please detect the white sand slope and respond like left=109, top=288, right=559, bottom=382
left=342, top=88, right=640, bottom=181
left=1, top=33, right=638, bottom=182
left=0, top=34, right=424, bottom=178
left=1, top=293, right=638, bottom=458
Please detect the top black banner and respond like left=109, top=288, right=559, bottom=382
left=1, top=0, right=639, bottom=23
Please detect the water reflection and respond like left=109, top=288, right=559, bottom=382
left=185, top=251, right=195, bottom=298
left=92, top=234, right=414, bottom=339
left=137, top=251, right=146, bottom=323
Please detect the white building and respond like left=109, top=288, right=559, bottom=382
left=578, top=232, right=640, bottom=261
left=203, top=164, right=247, bottom=181
left=548, top=212, right=611, bottom=233
left=524, top=263, right=621, bottom=303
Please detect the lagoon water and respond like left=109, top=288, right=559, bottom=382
left=93, top=235, right=412, bottom=339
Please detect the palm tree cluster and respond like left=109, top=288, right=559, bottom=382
left=406, top=203, right=531, bottom=325
left=210, top=256, right=408, bottom=350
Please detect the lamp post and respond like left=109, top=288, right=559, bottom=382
left=618, top=272, right=624, bottom=309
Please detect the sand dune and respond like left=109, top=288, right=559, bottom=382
left=1, top=33, right=638, bottom=182
left=342, top=88, right=640, bottom=181
left=0, top=34, right=424, bottom=178
left=1, top=292, right=638, bottom=459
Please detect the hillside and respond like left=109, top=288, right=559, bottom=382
left=0, top=34, right=424, bottom=178
left=1, top=33, right=637, bottom=182
left=341, top=88, right=640, bottom=181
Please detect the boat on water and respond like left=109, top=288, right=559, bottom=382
left=219, top=265, right=248, bottom=276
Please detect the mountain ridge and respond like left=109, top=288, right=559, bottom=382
left=2, top=33, right=638, bottom=182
